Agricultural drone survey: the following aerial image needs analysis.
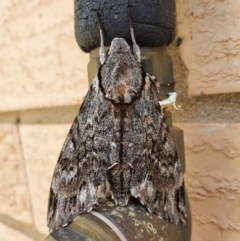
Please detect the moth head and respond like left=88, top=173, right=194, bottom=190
left=100, top=38, right=144, bottom=104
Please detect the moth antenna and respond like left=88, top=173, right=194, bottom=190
left=96, top=12, right=106, bottom=64
left=127, top=8, right=141, bottom=62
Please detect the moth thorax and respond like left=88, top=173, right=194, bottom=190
left=103, top=69, right=142, bottom=104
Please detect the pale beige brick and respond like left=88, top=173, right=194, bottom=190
left=177, top=0, right=240, bottom=95
left=176, top=123, right=240, bottom=240
left=0, top=124, right=32, bottom=223
left=192, top=222, right=221, bottom=241
left=0, top=0, right=89, bottom=111
left=0, top=222, right=34, bottom=241
left=20, top=124, right=71, bottom=234
left=222, top=230, right=240, bottom=241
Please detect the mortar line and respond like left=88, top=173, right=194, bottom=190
left=15, top=119, right=35, bottom=227
left=0, top=214, right=45, bottom=241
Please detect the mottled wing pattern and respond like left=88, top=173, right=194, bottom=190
left=47, top=77, right=113, bottom=232
left=130, top=76, right=187, bottom=224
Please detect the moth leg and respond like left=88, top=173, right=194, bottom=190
left=159, top=92, right=181, bottom=110
left=96, top=12, right=106, bottom=64
left=127, top=8, right=141, bottom=63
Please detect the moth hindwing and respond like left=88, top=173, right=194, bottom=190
left=47, top=13, right=186, bottom=232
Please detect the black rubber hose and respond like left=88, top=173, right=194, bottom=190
left=74, top=0, right=176, bottom=52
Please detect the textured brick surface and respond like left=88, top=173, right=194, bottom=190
left=0, top=0, right=89, bottom=111
left=177, top=0, right=240, bottom=95
left=0, top=124, right=32, bottom=223
left=20, top=124, right=71, bottom=234
left=0, top=222, right=34, bottom=241
left=177, top=123, right=240, bottom=241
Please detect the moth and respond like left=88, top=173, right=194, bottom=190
left=47, top=10, right=187, bottom=232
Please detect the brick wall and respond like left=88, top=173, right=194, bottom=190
left=0, top=1, right=88, bottom=240
left=0, top=1, right=239, bottom=240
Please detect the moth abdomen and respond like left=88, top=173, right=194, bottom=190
left=107, top=162, right=132, bottom=206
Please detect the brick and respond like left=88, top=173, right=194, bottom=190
left=177, top=0, right=240, bottom=95
left=0, top=124, right=32, bottom=223
left=0, top=222, right=34, bottom=241
left=0, top=0, right=89, bottom=111
left=191, top=222, right=221, bottom=241
left=222, top=230, right=240, bottom=241
left=176, top=123, right=240, bottom=240
left=20, top=124, right=71, bottom=234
